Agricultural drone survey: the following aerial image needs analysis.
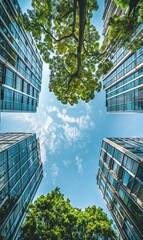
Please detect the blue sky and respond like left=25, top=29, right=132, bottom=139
left=1, top=0, right=143, bottom=218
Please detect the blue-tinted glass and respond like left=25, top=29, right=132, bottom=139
left=112, top=160, right=119, bottom=176
left=102, top=165, right=108, bottom=177
left=114, top=149, right=123, bottom=163
left=102, top=141, right=107, bottom=151
left=16, top=76, right=22, bottom=91
left=107, top=144, right=114, bottom=155
left=121, top=170, right=133, bottom=190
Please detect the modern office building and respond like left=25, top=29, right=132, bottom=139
left=0, top=0, right=43, bottom=112
left=0, top=133, right=43, bottom=240
left=97, top=138, right=143, bottom=240
left=102, top=0, right=143, bottom=113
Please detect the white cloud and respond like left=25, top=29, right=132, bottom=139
left=51, top=163, right=59, bottom=177
left=83, top=103, right=92, bottom=114
left=62, top=159, right=71, bottom=166
left=14, top=104, right=95, bottom=163
left=75, top=156, right=83, bottom=175
left=63, top=124, right=80, bottom=142
left=51, top=163, right=59, bottom=184
left=47, top=105, right=59, bottom=113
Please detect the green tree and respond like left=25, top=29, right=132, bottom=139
left=20, top=188, right=116, bottom=240
left=101, top=0, right=143, bottom=54
left=22, top=0, right=112, bottom=105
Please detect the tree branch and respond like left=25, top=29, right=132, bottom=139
left=41, top=25, right=73, bottom=42
left=58, top=9, right=74, bottom=20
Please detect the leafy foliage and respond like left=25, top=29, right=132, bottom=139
left=102, top=0, right=143, bottom=54
left=22, top=0, right=112, bottom=105
left=21, top=188, right=116, bottom=240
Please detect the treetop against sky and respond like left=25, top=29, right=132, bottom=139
left=21, top=188, right=117, bottom=240
left=21, top=0, right=116, bottom=105
left=21, top=0, right=143, bottom=105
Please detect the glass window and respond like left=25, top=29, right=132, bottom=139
left=111, top=160, right=120, bottom=176
left=5, top=68, right=15, bottom=88
left=104, top=154, right=111, bottom=166
left=0, top=151, right=7, bottom=166
left=107, top=144, right=114, bottom=156
left=127, top=198, right=143, bottom=226
left=113, top=200, right=125, bottom=226
left=16, top=76, right=22, bottom=91
left=119, top=187, right=129, bottom=205
left=8, top=150, right=19, bottom=166
left=132, top=179, right=140, bottom=196
left=99, top=160, right=103, bottom=170
left=102, top=165, right=108, bottom=177
left=8, top=145, right=18, bottom=159
left=123, top=218, right=141, bottom=240
left=123, top=156, right=138, bottom=174
left=6, top=68, right=14, bottom=79
left=23, top=81, right=28, bottom=94
left=136, top=166, right=143, bottom=182
left=102, top=141, right=107, bottom=151
left=108, top=172, right=117, bottom=189
left=105, top=184, right=113, bottom=205
left=138, top=185, right=143, bottom=202
left=114, top=149, right=123, bottom=163
left=121, top=170, right=133, bottom=190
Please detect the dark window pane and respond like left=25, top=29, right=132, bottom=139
left=136, top=167, right=143, bottom=182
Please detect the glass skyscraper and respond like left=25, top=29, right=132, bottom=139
left=102, top=0, right=143, bottom=113
left=97, top=138, right=143, bottom=240
left=0, top=133, right=43, bottom=240
left=0, top=0, right=43, bottom=112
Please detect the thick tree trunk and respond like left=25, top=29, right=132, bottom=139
left=69, top=0, right=87, bottom=81
left=77, top=0, right=86, bottom=76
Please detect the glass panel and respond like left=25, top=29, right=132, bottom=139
left=104, top=154, right=110, bottom=166
left=102, top=165, right=108, bottom=177
left=138, top=185, right=143, bottom=202
left=114, top=149, right=123, bottom=163
left=123, top=156, right=138, bottom=174
left=107, top=144, right=114, bottom=156
left=108, top=172, right=117, bottom=189
left=127, top=198, right=143, bottom=226
left=136, top=166, right=143, bottom=182
left=121, top=170, right=133, bottom=190
left=102, top=141, right=107, bottom=151
left=123, top=218, right=141, bottom=240
left=16, top=76, right=22, bottom=91
left=111, top=160, right=119, bottom=176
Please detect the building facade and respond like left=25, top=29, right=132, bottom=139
left=97, top=138, right=143, bottom=240
left=102, top=0, right=143, bottom=113
left=0, top=133, right=43, bottom=240
left=0, top=0, right=43, bottom=112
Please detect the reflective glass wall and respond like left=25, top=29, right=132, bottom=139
left=0, top=133, right=43, bottom=240
left=0, top=0, right=43, bottom=112
left=102, top=0, right=143, bottom=113
left=97, top=138, right=143, bottom=240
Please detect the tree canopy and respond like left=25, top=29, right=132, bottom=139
left=23, top=0, right=143, bottom=105
left=20, top=188, right=116, bottom=240
left=23, top=0, right=113, bottom=105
